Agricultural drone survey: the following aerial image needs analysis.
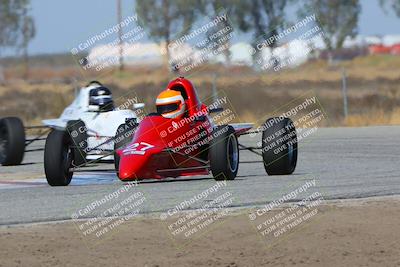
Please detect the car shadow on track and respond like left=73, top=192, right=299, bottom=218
left=136, top=176, right=215, bottom=184
left=236, top=172, right=308, bottom=178
left=2, top=162, right=39, bottom=167
left=70, top=171, right=309, bottom=187
left=129, top=176, right=262, bottom=184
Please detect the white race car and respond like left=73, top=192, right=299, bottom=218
left=0, top=81, right=144, bottom=168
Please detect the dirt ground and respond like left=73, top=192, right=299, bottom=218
left=0, top=197, right=399, bottom=267
left=2, top=55, right=400, bottom=127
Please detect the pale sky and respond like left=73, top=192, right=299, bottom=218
left=4, top=0, right=400, bottom=56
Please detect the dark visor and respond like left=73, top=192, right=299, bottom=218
left=157, top=103, right=179, bottom=115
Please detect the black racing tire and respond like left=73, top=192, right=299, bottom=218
left=114, top=120, right=138, bottom=173
left=44, top=130, right=74, bottom=186
left=0, top=117, right=26, bottom=166
left=209, top=125, right=239, bottom=181
left=66, top=120, right=87, bottom=166
left=262, top=117, right=297, bottom=175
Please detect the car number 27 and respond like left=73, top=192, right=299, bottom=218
left=123, top=142, right=154, bottom=155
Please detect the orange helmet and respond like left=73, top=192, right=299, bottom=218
left=156, top=89, right=186, bottom=119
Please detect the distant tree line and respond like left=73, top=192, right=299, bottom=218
left=135, top=0, right=400, bottom=68
left=1, top=0, right=399, bottom=75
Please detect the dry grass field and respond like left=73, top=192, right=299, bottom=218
left=0, top=55, right=399, bottom=127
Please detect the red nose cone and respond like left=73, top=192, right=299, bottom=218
left=118, top=168, right=134, bottom=180
left=118, top=154, right=147, bottom=181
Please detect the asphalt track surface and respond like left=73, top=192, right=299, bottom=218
left=0, top=126, right=399, bottom=226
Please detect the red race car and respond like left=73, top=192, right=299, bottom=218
left=44, top=77, right=298, bottom=186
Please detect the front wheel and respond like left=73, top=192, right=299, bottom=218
left=44, top=130, right=74, bottom=186
left=114, top=121, right=138, bottom=173
left=209, top=125, right=239, bottom=181
left=66, top=120, right=87, bottom=166
left=262, top=117, right=297, bottom=175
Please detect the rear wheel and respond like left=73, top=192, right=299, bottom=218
left=262, top=117, right=297, bottom=175
left=44, top=130, right=74, bottom=186
left=0, top=117, right=26, bottom=166
left=210, top=125, right=239, bottom=180
left=114, top=120, right=138, bottom=173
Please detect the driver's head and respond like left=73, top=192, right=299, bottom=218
left=156, top=89, right=186, bottom=119
left=89, top=86, right=114, bottom=112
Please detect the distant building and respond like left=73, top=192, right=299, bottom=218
left=342, top=34, right=400, bottom=55
left=85, top=34, right=400, bottom=70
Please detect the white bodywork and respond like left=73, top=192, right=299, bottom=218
left=42, top=84, right=143, bottom=160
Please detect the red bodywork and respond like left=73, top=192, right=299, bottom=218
left=117, top=77, right=214, bottom=180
